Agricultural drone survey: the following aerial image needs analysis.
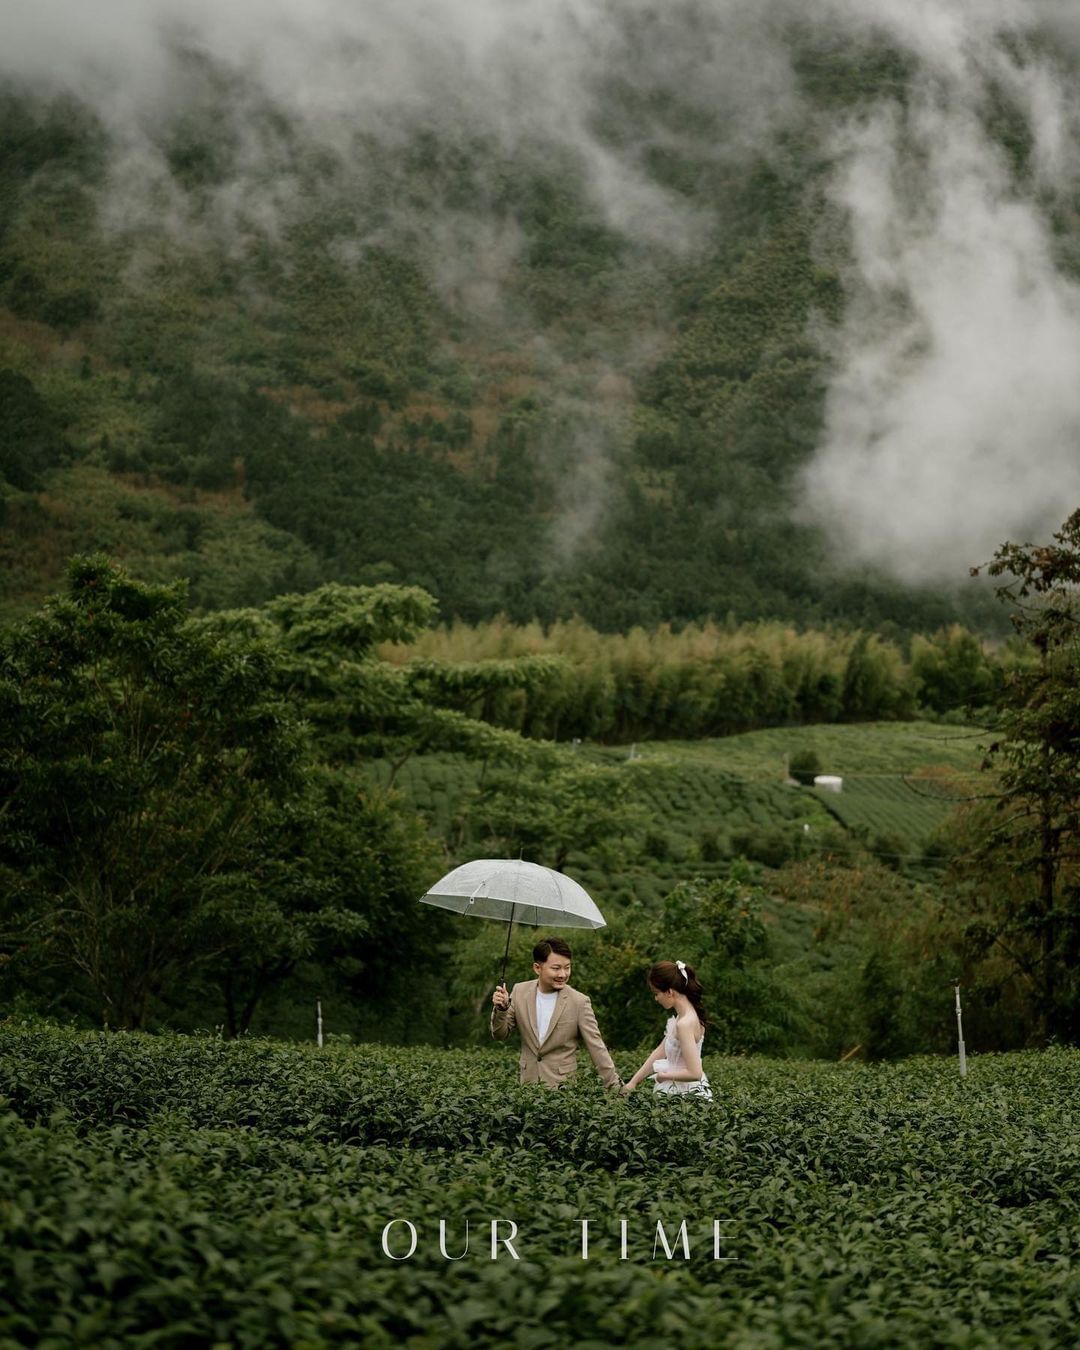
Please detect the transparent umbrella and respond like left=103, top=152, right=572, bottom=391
left=419, top=857, right=606, bottom=986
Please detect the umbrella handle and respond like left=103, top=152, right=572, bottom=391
left=498, top=903, right=516, bottom=990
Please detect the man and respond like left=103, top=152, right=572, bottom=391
left=490, top=936, right=621, bottom=1090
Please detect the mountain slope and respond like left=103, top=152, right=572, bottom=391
left=2, top=10, right=1074, bottom=630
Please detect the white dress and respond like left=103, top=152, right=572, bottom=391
left=652, top=1016, right=713, bottom=1099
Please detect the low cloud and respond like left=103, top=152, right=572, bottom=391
left=0, top=0, right=797, bottom=255
left=801, top=3, right=1080, bottom=579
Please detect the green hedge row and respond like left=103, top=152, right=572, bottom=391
left=3, top=1102, right=1078, bottom=1349
left=3, top=1026, right=1080, bottom=1348
left=3, top=1025, right=1080, bottom=1203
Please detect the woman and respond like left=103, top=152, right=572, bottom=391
left=621, top=960, right=713, bottom=1099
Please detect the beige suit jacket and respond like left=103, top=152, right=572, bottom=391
left=490, top=979, right=620, bottom=1090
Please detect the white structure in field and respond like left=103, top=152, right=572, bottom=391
left=813, top=775, right=843, bottom=793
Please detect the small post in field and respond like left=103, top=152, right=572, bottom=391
left=952, top=981, right=967, bottom=1078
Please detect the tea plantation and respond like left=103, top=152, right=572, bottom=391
left=2, top=1024, right=1078, bottom=1347
left=370, top=722, right=991, bottom=899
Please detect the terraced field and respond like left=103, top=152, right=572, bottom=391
left=810, top=773, right=962, bottom=854
left=368, top=722, right=991, bottom=870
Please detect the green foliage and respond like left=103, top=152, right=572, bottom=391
left=385, top=617, right=986, bottom=743
left=363, top=750, right=485, bottom=838
left=2, top=1025, right=1080, bottom=1347
left=0, top=557, right=587, bottom=1035
left=143, top=370, right=303, bottom=490
left=370, top=743, right=836, bottom=882
left=0, top=559, right=448, bottom=1035
left=0, top=556, right=310, bottom=1028
left=370, top=722, right=984, bottom=895
left=773, top=854, right=972, bottom=1058
left=468, top=753, right=649, bottom=872
left=156, top=512, right=323, bottom=610
left=0, top=564, right=583, bottom=1036
left=212, top=581, right=547, bottom=772
left=0, top=465, right=323, bottom=625
left=188, top=765, right=443, bottom=1039
left=857, top=949, right=913, bottom=1060
left=788, top=748, right=821, bottom=786
left=954, top=510, right=1080, bottom=1043
left=0, top=369, right=69, bottom=491
left=578, top=873, right=798, bottom=1055
left=729, top=821, right=810, bottom=869
left=265, top=580, right=438, bottom=655
left=840, top=632, right=916, bottom=720
left=910, top=625, right=1000, bottom=714
left=661, top=874, right=801, bottom=1052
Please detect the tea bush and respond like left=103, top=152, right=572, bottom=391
left=2, top=1023, right=1079, bottom=1346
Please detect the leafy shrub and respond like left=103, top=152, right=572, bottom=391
left=697, top=827, right=725, bottom=862
left=1, top=1024, right=1080, bottom=1347
left=730, top=822, right=805, bottom=868
left=789, top=748, right=821, bottom=785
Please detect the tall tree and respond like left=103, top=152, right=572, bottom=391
left=203, top=582, right=559, bottom=773
left=191, top=581, right=568, bottom=1030
left=0, top=556, right=307, bottom=1028
left=196, top=765, right=439, bottom=1037
left=964, top=511, right=1080, bottom=1041
left=468, top=751, right=648, bottom=872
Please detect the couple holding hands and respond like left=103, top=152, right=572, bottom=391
left=490, top=936, right=713, bottom=1100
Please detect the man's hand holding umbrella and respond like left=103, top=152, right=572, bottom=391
left=420, top=859, right=620, bottom=1090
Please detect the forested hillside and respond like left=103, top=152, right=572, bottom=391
left=5, top=4, right=1076, bottom=631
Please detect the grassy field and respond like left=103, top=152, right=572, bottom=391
left=1, top=1023, right=1077, bottom=1347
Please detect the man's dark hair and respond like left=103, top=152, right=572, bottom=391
left=533, top=936, right=572, bottom=962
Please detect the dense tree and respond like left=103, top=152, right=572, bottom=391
left=198, top=765, right=439, bottom=1037
left=386, top=616, right=950, bottom=742
left=0, top=369, right=69, bottom=491
left=468, top=752, right=648, bottom=872
left=0, top=557, right=307, bottom=1027
left=0, top=63, right=1008, bottom=637
left=0, top=560, right=458, bottom=1034
left=958, top=512, right=1080, bottom=1042
left=204, top=581, right=559, bottom=772
left=583, top=871, right=799, bottom=1053
left=910, top=626, right=999, bottom=714
left=775, top=853, right=963, bottom=1057
left=788, top=748, right=821, bottom=786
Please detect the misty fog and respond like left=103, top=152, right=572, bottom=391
left=4, top=0, right=1080, bottom=583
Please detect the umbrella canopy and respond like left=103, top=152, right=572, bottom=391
left=420, top=858, right=606, bottom=930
